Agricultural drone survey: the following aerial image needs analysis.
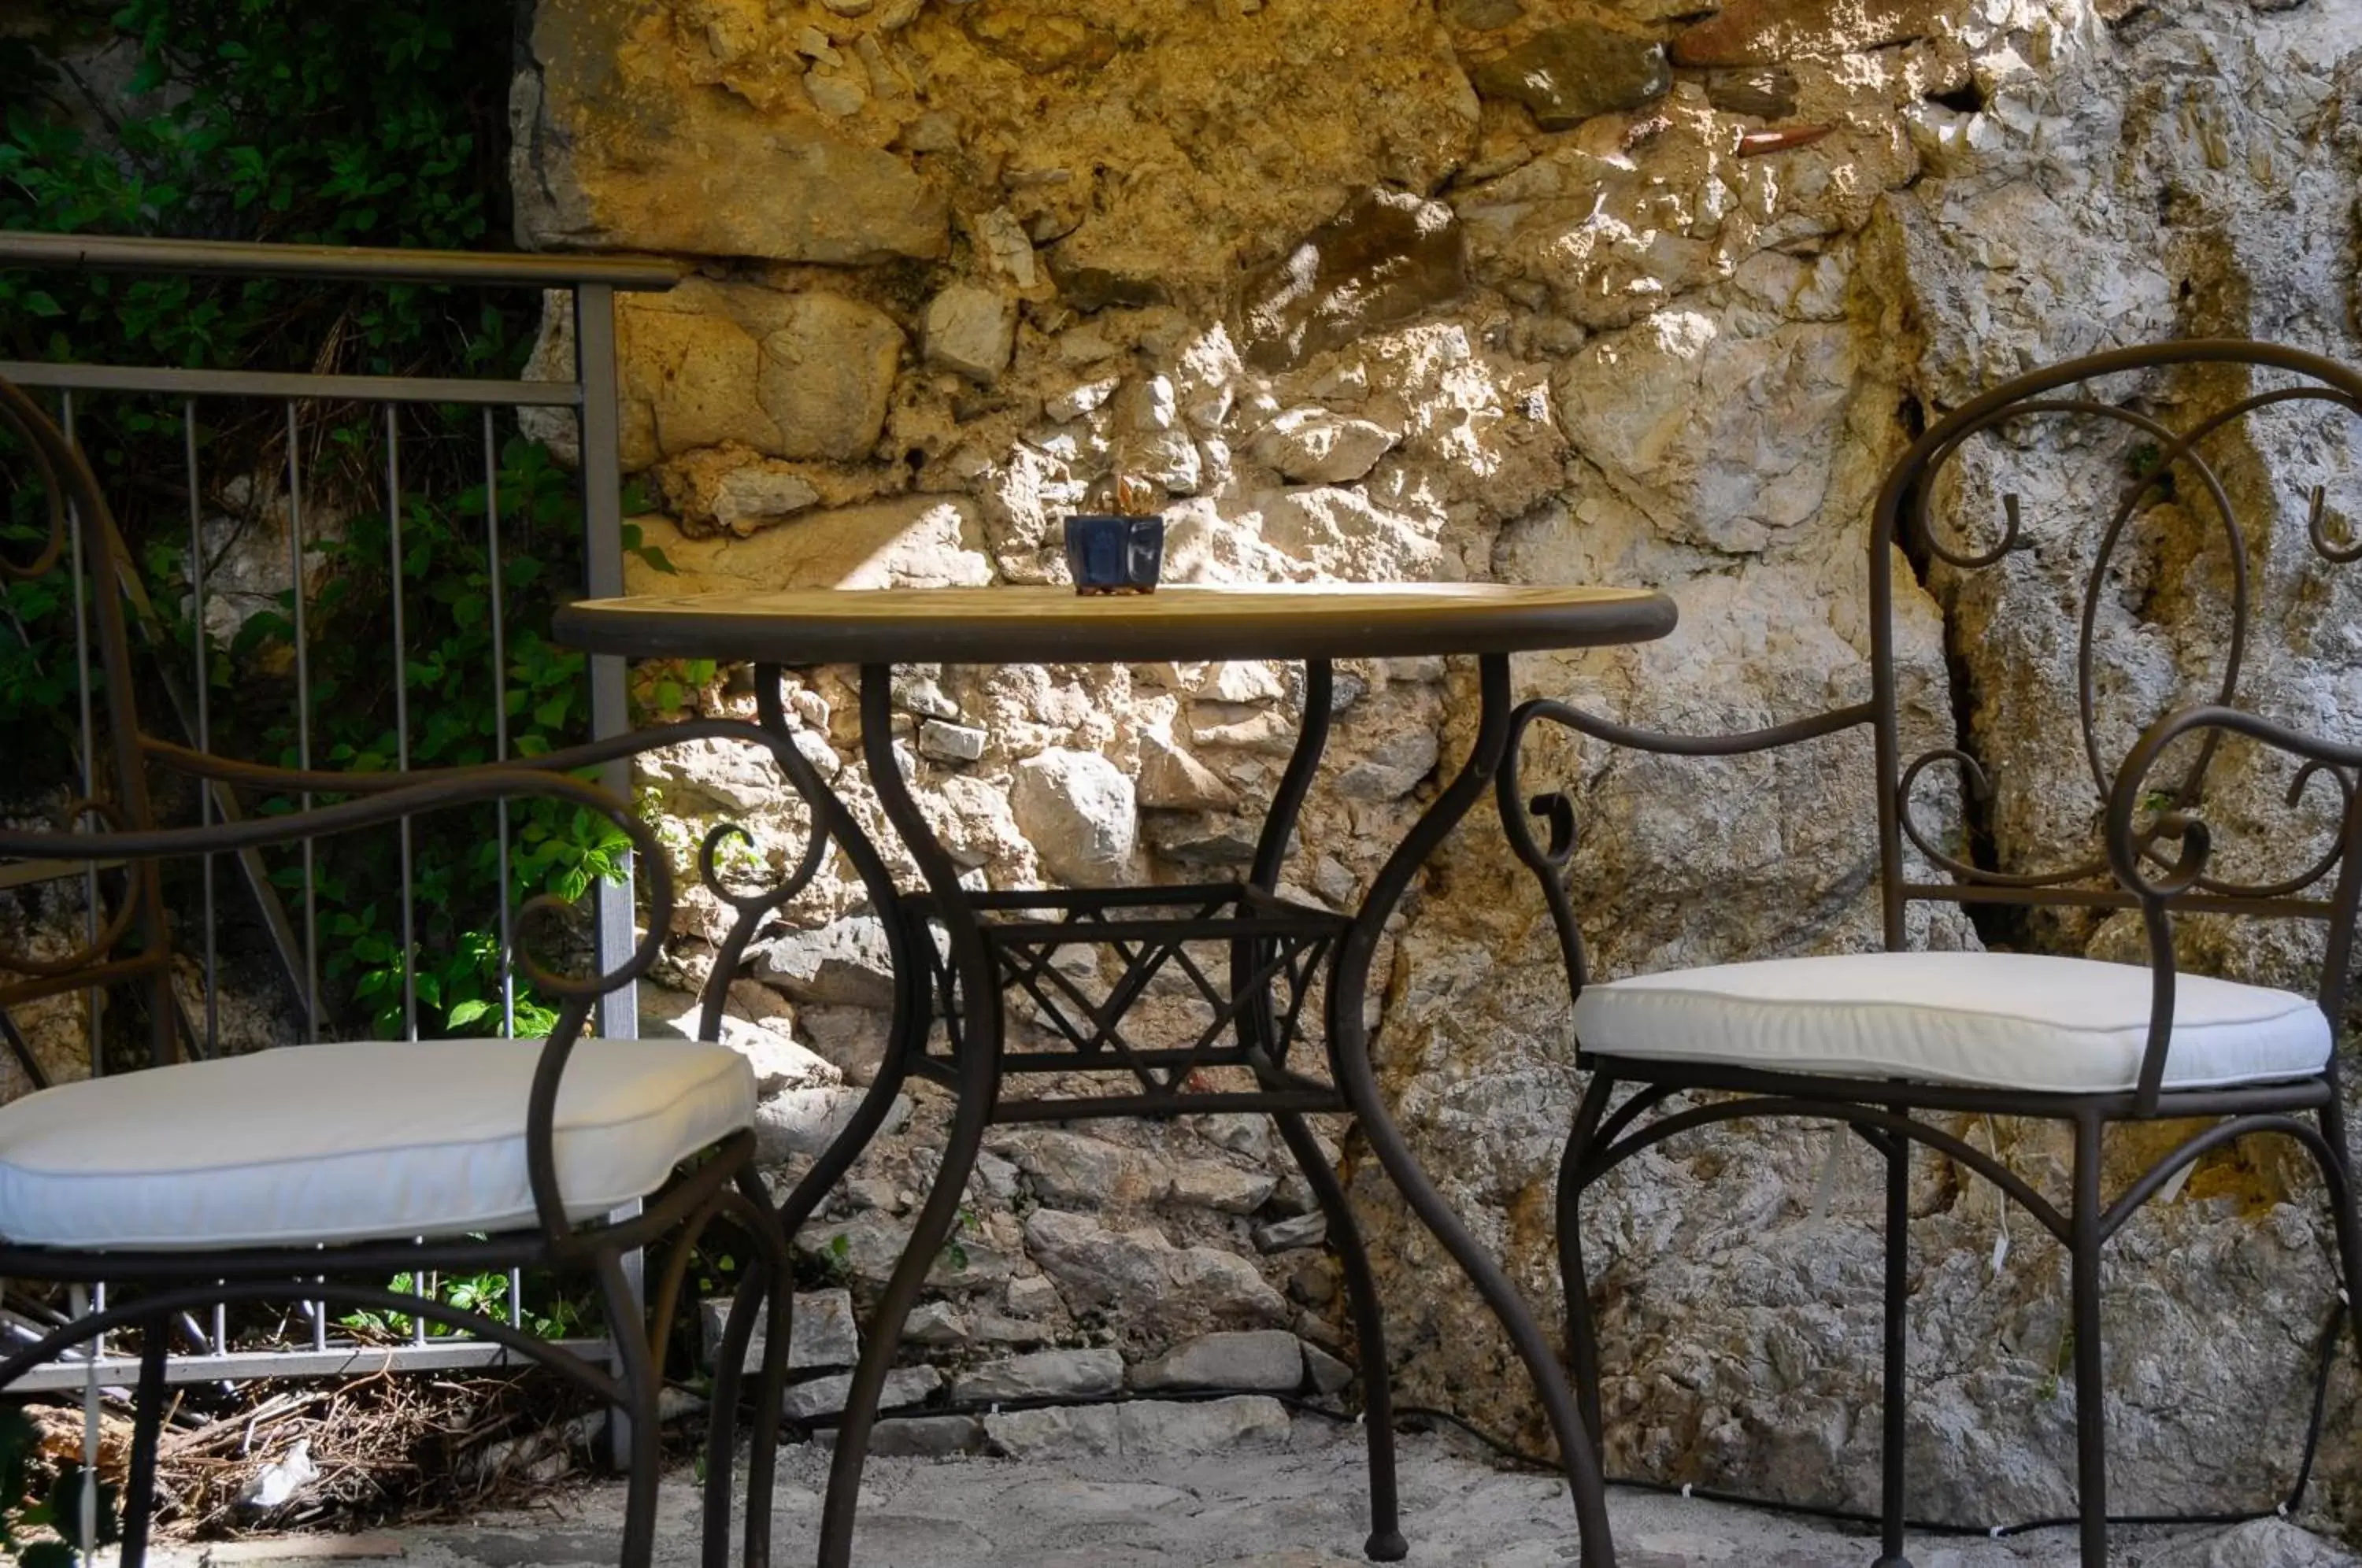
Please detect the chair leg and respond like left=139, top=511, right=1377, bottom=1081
left=598, top=1252, right=665, bottom=1568
left=2313, top=1097, right=2362, bottom=1373
left=2068, top=1113, right=2108, bottom=1567
left=737, top=1169, right=794, bottom=1568
left=118, top=1311, right=172, bottom=1567
left=1275, top=1111, right=1401, bottom=1562
left=1875, top=1124, right=1912, bottom=1568
left=702, top=1259, right=763, bottom=1568
left=1557, top=1073, right=1615, bottom=1449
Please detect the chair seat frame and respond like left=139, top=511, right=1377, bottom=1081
left=1498, top=340, right=2362, bottom=1567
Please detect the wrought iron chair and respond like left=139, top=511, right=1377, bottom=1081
left=0, top=375, right=805, bottom=1566
left=1501, top=340, right=2362, bottom=1566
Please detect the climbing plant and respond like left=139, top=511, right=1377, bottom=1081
left=0, top=0, right=638, bottom=1042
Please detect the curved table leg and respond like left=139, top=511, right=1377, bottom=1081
left=1276, top=1110, right=1404, bottom=1559
left=744, top=668, right=926, bottom=1240
left=1329, top=653, right=1618, bottom=1567
left=819, top=664, right=1007, bottom=1568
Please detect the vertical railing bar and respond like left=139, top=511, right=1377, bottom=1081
left=413, top=1259, right=430, bottom=1349
left=72, top=1285, right=97, bottom=1552
left=483, top=407, right=516, bottom=1039
left=574, top=283, right=636, bottom=1045
left=573, top=283, right=642, bottom=1466
left=60, top=393, right=102, bottom=1082
left=213, top=1299, right=226, bottom=1360
left=508, top=1266, right=524, bottom=1332
left=186, top=399, right=218, bottom=1057
left=284, top=404, right=320, bottom=1040
left=387, top=405, right=418, bottom=1043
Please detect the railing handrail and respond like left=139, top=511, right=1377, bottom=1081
left=0, top=230, right=681, bottom=290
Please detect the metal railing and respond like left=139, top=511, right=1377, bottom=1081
left=0, top=231, right=677, bottom=1391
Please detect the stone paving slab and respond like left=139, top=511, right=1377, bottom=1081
left=144, top=1428, right=2359, bottom=1568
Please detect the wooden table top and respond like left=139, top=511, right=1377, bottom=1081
left=553, top=582, right=1676, bottom=666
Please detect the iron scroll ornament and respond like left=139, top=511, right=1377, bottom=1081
left=2105, top=703, right=2362, bottom=1108
left=1501, top=349, right=2362, bottom=1016
left=1889, top=373, right=2362, bottom=903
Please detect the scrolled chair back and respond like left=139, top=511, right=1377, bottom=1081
left=0, top=375, right=178, bottom=1071
left=1864, top=340, right=2362, bottom=1103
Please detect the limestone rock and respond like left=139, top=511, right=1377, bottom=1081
left=1118, top=1396, right=1292, bottom=1455
left=1259, top=487, right=1442, bottom=579
left=1253, top=1212, right=1327, bottom=1253
left=903, top=1301, right=968, bottom=1345
left=1445, top=0, right=1524, bottom=26
left=1010, top=749, right=1137, bottom=886
left=894, top=674, right=961, bottom=720
left=1242, top=188, right=1468, bottom=372
left=514, top=0, right=946, bottom=262
left=620, top=497, right=993, bottom=594
left=754, top=293, right=904, bottom=461
left=1049, top=257, right=1167, bottom=313
left=983, top=1403, right=1122, bottom=1459
left=2141, top=1518, right=2362, bottom=1566
left=1047, top=375, right=1123, bottom=422
left=924, top=284, right=1016, bottom=383
left=707, top=1021, right=839, bottom=1097
left=1301, top=1343, right=1353, bottom=1396
left=781, top=1363, right=940, bottom=1422
left=1334, top=726, right=1441, bottom=801
left=950, top=1347, right=1124, bottom=1402
left=613, top=291, right=772, bottom=466
left=1143, top=811, right=1265, bottom=867
left=1699, top=66, right=1801, bottom=120
left=798, top=1213, right=1015, bottom=1291
left=1022, top=1208, right=1289, bottom=1334
left=1669, top=0, right=1951, bottom=65
left=1005, top=1275, right=1062, bottom=1318
left=1138, top=727, right=1242, bottom=811
left=1251, top=409, right=1400, bottom=485
left=1553, top=312, right=1857, bottom=555
left=753, top=916, right=896, bottom=1008
left=698, top=1286, right=860, bottom=1374
left=868, top=1415, right=983, bottom=1456
left=1130, top=1330, right=1304, bottom=1392
left=1468, top=24, right=1672, bottom=131
left=917, top=719, right=987, bottom=763
left=983, top=1397, right=1291, bottom=1459
left=656, top=447, right=821, bottom=534
left=753, top=1085, right=910, bottom=1160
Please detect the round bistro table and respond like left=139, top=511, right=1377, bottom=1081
left=554, top=582, right=1678, bottom=1568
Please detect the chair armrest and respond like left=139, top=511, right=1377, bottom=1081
left=143, top=715, right=816, bottom=799
left=1498, top=697, right=1878, bottom=1005
left=2105, top=703, right=2362, bottom=1111
left=0, top=767, right=674, bottom=1247
left=143, top=714, right=845, bottom=1055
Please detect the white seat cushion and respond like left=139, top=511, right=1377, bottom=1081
left=0, top=1037, right=755, bottom=1251
left=1572, top=951, right=2331, bottom=1094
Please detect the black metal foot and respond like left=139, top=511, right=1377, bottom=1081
left=1871, top=1555, right=1915, bottom=1567
left=1365, top=1529, right=1409, bottom=1562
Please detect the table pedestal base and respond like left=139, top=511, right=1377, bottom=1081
left=759, top=656, right=1616, bottom=1568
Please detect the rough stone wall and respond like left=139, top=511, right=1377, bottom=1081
left=513, top=0, right=2362, bottom=1532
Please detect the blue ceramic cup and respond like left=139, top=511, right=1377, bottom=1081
left=1063, top=514, right=1164, bottom=594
